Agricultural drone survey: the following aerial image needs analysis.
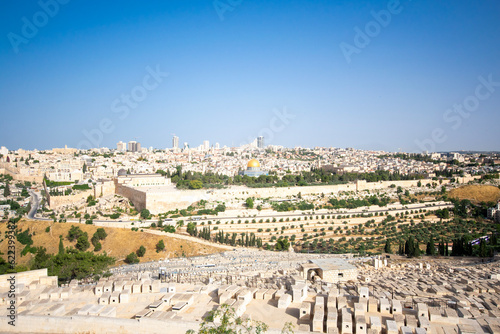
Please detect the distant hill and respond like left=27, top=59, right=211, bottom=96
left=0, top=219, right=225, bottom=268
left=448, top=185, right=500, bottom=204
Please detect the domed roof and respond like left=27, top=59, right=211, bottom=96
left=247, top=159, right=261, bottom=168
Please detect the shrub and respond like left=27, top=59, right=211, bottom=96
left=67, top=225, right=84, bottom=242
left=136, top=245, right=146, bottom=257
left=140, top=209, right=151, bottom=219
left=95, top=228, right=107, bottom=240
left=75, top=233, right=90, bottom=251
left=125, top=252, right=139, bottom=264
left=156, top=240, right=165, bottom=252
left=93, top=242, right=102, bottom=252
left=164, top=225, right=175, bottom=233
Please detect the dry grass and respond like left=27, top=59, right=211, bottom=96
left=448, top=184, right=500, bottom=204
left=0, top=219, right=225, bottom=267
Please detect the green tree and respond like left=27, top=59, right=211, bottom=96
left=478, top=239, right=489, bottom=258
left=186, top=222, right=197, bottom=236
left=75, top=233, right=90, bottom=251
left=156, top=169, right=167, bottom=176
left=156, top=240, right=165, bottom=253
left=58, top=235, right=64, bottom=255
left=405, top=236, right=420, bottom=258
left=275, top=238, right=290, bottom=251
left=186, top=304, right=269, bottom=334
left=0, top=257, right=14, bottom=275
left=95, top=228, right=107, bottom=240
left=215, top=203, right=226, bottom=213
left=426, top=236, right=436, bottom=256
left=435, top=209, right=449, bottom=219
left=384, top=239, right=392, bottom=253
left=189, top=180, right=203, bottom=189
left=67, top=225, right=84, bottom=242
left=90, top=229, right=105, bottom=252
left=31, top=247, right=115, bottom=284
left=246, top=198, right=254, bottom=209
left=93, top=241, right=102, bottom=252
left=125, top=252, right=140, bottom=264
left=358, top=244, right=366, bottom=256
left=136, top=245, right=146, bottom=257
left=164, top=225, right=176, bottom=233
left=140, top=209, right=151, bottom=220
left=3, top=182, right=10, bottom=197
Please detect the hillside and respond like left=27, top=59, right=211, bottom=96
left=0, top=219, right=226, bottom=268
left=448, top=185, right=500, bottom=204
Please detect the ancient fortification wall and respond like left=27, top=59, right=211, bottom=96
left=48, top=189, right=94, bottom=209
left=0, top=163, right=43, bottom=183
left=115, top=183, right=147, bottom=212
left=110, top=176, right=480, bottom=214
left=141, top=178, right=448, bottom=214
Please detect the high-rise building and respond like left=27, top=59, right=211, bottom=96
left=127, top=141, right=140, bottom=152
left=257, top=136, right=264, bottom=149
left=116, top=141, right=126, bottom=152
left=172, top=135, right=179, bottom=150
left=203, top=140, right=209, bottom=151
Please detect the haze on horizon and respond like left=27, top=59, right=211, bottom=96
left=0, top=0, right=499, bottom=152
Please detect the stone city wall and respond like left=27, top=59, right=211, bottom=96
left=142, top=178, right=449, bottom=214
left=145, top=189, right=209, bottom=213
left=111, top=177, right=471, bottom=214
left=48, top=189, right=94, bottom=209
left=115, top=182, right=147, bottom=212
left=95, top=180, right=115, bottom=197
left=0, top=164, right=44, bottom=183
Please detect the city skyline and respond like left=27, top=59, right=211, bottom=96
left=0, top=1, right=499, bottom=152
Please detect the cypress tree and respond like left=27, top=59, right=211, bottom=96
left=426, top=236, right=436, bottom=256
left=58, top=235, right=64, bottom=255
left=384, top=239, right=392, bottom=253
left=3, top=182, right=10, bottom=197
left=479, top=239, right=488, bottom=257
left=414, top=241, right=421, bottom=257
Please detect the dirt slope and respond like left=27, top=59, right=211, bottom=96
left=0, top=219, right=226, bottom=267
left=448, top=185, right=500, bottom=204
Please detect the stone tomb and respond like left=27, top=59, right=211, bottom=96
left=277, top=294, right=292, bottom=309
left=300, top=302, right=312, bottom=320
left=369, top=316, right=381, bottom=334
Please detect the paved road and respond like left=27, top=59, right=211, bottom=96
left=27, top=190, right=40, bottom=219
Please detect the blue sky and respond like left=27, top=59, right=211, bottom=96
left=0, top=0, right=499, bottom=152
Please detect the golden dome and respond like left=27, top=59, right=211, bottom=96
left=247, top=159, right=261, bottom=168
